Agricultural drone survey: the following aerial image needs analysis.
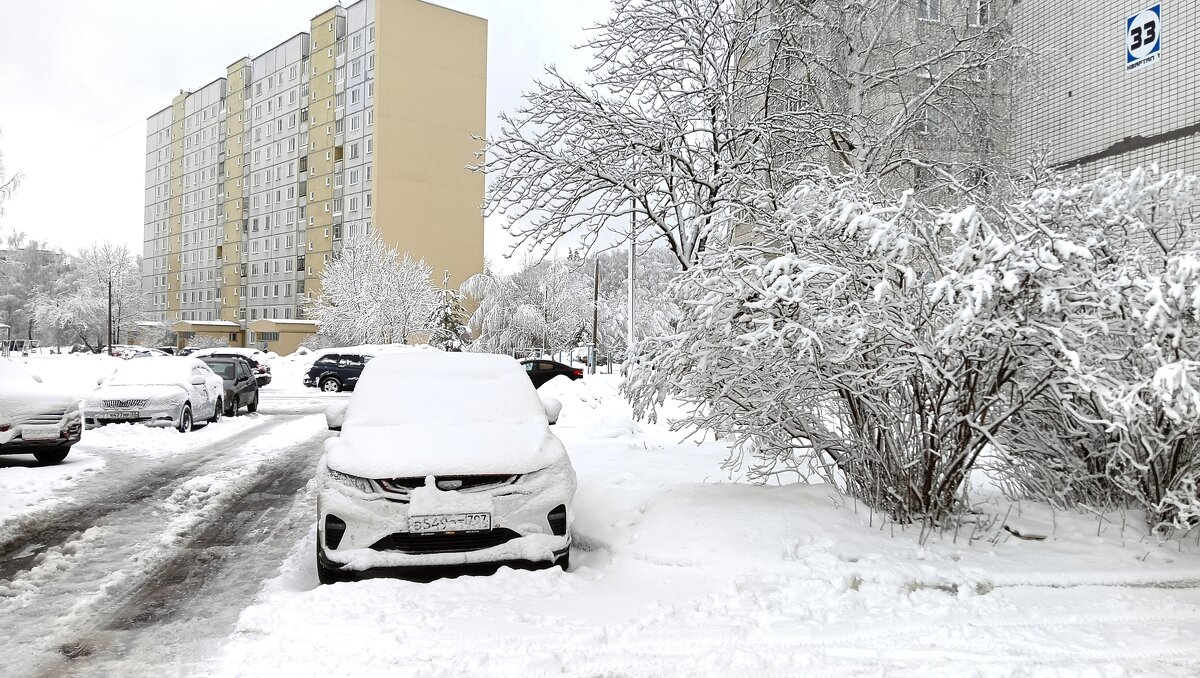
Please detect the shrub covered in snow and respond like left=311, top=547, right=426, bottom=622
left=628, top=167, right=1200, bottom=532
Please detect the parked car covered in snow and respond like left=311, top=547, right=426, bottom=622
left=316, top=352, right=576, bottom=583
left=83, top=357, right=224, bottom=432
left=0, top=357, right=82, bottom=464
left=190, top=347, right=273, bottom=387
left=198, top=356, right=260, bottom=416
left=303, top=352, right=372, bottom=392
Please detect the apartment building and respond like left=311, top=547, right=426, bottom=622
left=142, top=0, right=486, bottom=354
left=1012, top=1, right=1198, bottom=177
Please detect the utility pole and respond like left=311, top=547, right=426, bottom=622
left=590, top=259, right=599, bottom=375
left=107, top=274, right=113, bottom=357
left=628, top=197, right=637, bottom=356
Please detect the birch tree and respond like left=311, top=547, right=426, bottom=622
left=308, top=232, right=439, bottom=345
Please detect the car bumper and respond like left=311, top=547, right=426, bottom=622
left=0, top=426, right=82, bottom=454
left=317, top=475, right=572, bottom=572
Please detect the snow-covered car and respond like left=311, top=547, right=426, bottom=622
left=83, top=357, right=225, bottom=432
left=124, top=347, right=171, bottom=359
left=190, top=347, right=273, bottom=387
left=316, top=353, right=576, bottom=583
left=0, top=357, right=83, bottom=464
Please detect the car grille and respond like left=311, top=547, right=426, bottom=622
left=102, top=399, right=149, bottom=409
left=376, top=474, right=519, bottom=498
left=21, top=410, right=65, bottom=425
left=369, top=528, right=519, bottom=554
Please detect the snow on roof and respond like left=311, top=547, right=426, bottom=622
left=192, top=347, right=266, bottom=359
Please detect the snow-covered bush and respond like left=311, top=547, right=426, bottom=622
left=185, top=335, right=228, bottom=350
left=988, top=168, right=1200, bottom=534
left=627, top=168, right=1199, bottom=527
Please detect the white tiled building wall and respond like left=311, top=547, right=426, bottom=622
left=1013, top=1, right=1199, bottom=176
left=142, top=109, right=173, bottom=322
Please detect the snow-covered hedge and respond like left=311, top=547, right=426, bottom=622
left=627, top=167, right=1200, bottom=533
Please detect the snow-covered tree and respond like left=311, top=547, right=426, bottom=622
left=0, top=131, right=19, bottom=214
left=429, top=272, right=470, bottom=352
left=308, top=232, right=439, bottom=345
left=32, top=241, right=144, bottom=350
left=461, top=259, right=593, bottom=356
left=481, top=0, right=1024, bottom=270
left=627, top=167, right=1200, bottom=528
left=480, top=0, right=814, bottom=270
left=0, top=230, right=67, bottom=342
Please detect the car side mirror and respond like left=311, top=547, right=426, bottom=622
left=542, top=397, right=562, bottom=425
left=326, top=402, right=348, bottom=432
left=191, top=375, right=206, bottom=386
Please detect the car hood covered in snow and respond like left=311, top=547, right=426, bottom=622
left=87, top=384, right=186, bottom=404
left=0, top=358, right=79, bottom=427
left=325, top=423, right=565, bottom=478
left=324, top=352, right=568, bottom=478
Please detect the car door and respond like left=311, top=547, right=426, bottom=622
left=187, top=365, right=209, bottom=416
left=339, top=355, right=365, bottom=385
left=236, top=360, right=255, bottom=400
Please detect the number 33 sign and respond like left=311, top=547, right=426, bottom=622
left=1126, top=4, right=1161, bottom=72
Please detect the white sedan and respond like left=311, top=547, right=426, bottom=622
left=83, top=357, right=225, bottom=432
left=316, top=352, right=576, bottom=583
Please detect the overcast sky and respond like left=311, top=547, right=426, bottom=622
left=0, top=0, right=610, bottom=268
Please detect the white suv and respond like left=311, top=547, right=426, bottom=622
left=316, top=352, right=576, bottom=583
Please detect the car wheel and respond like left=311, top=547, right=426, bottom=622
left=178, top=404, right=193, bottom=433
left=33, top=446, right=70, bottom=465
left=210, top=398, right=223, bottom=423
left=316, top=542, right=350, bottom=585
left=225, top=396, right=238, bottom=417
left=320, top=377, right=342, bottom=393
left=247, top=392, right=259, bottom=413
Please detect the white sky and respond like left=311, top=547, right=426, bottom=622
left=0, top=0, right=610, bottom=268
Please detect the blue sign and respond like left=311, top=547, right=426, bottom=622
left=1126, top=4, right=1161, bottom=71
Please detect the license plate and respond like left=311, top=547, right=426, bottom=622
left=105, top=410, right=139, bottom=420
left=22, top=424, right=60, bottom=441
left=408, top=513, right=491, bottom=533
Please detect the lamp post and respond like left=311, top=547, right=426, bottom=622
left=628, top=197, right=637, bottom=357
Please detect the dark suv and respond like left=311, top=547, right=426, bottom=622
left=304, top=353, right=373, bottom=392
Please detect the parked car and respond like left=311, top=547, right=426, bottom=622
left=83, top=357, right=224, bottom=432
left=520, top=359, right=584, bottom=388
left=198, top=356, right=260, bottom=416
left=304, top=353, right=373, bottom=392
left=315, top=353, right=575, bottom=583
left=124, top=347, right=171, bottom=359
left=190, top=348, right=272, bottom=387
left=0, top=357, right=82, bottom=464
left=177, top=347, right=201, bottom=357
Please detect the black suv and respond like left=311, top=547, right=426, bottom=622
left=304, top=353, right=373, bottom=392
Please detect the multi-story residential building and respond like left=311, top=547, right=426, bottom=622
left=141, top=0, right=486, bottom=354
left=1012, top=1, right=1198, bottom=178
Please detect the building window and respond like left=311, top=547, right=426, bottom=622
left=917, top=0, right=939, bottom=21
left=970, top=0, right=989, bottom=26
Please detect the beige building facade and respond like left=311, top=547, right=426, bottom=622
left=141, top=0, right=486, bottom=355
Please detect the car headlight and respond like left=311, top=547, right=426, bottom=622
left=325, top=466, right=374, bottom=494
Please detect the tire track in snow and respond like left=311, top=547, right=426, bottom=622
left=34, top=430, right=326, bottom=678
left=0, top=415, right=296, bottom=583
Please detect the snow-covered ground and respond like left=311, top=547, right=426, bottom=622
left=3, top=352, right=1200, bottom=676
left=212, top=374, right=1200, bottom=677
